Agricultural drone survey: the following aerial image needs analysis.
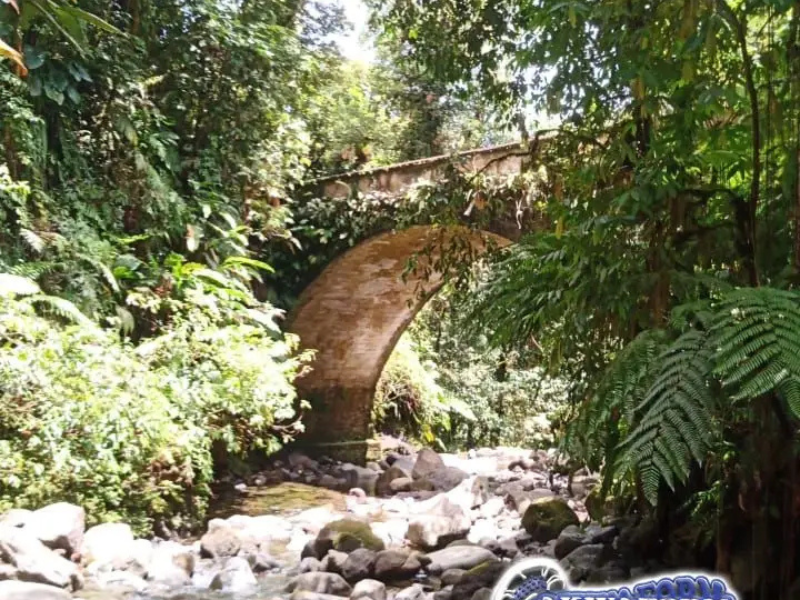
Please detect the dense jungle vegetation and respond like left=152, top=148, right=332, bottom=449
left=3, top=0, right=800, bottom=597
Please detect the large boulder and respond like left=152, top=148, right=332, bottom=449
left=81, top=523, right=135, bottom=568
left=313, top=519, right=385, bottom=558
left=0, top=525, right=82, bottom=591
left=0, top=581, right=71, bottom=600
left=200, top=526, right=241, bottom=559
left=341, top=548, right=377, bottom=583
left=559, top=544, right=612, bottom=582
left=521, top=497, right=579, bottom=542
left=23, top=503, right=85, bottom=558
left=554, top=526, right=585, bottom=559
left=147, top=541, right=194, bottom=586
left=286, top=572, right=353, bottom=596
left=406, top=495, right=471, bottom=551
left=415, top=467, right=469, bottom=493
left=373, top=550, right=422, bottom=581
left=424, top=546, right=498, bottom=575
left=412, top=449, right=446, bottom=480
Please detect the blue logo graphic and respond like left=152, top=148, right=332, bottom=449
left=489, top=558, right=737, bottom=600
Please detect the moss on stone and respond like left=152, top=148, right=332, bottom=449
left=521, top=497, right=579, bottom=542
left=315, top=518, right=385, bottom=556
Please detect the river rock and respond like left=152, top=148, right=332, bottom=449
left=288, top=452, right=320, bottom=471
left=341, top=465, right=380, bottom=496
left=322, top=550, right=349, bottom=574
left=93, top=569, right=149, bottom=592
left=292, top=592, right=348, bottom=600
left=406, top=495, right=471, bottom=550
left=286, top=571, right=353, bottom=596
left=521, top=497, right=579, bottom=542
left=416, top=467, right=469, bottom=493
left=200, top=525, right=241, bottom=559
left=373, top=549, right=422, bottom=581
left=0, top=524, right=82, bottom=591
left=395, top=583, right=426, bottom=600
left=471, top=588, right=493, bottom=600
left=390, top=478, right=413, bottom=493
left=441, top=568, right=466, bottom=586
left=81, top=523, right=135, bottom=568
left=450, top=561, right=505, bottom=600
left=209, top=556, right=257, bottom=592
left=0, top=581, right=72, bottom=600
left=424, top=546, right=498, bottom=575
left=314, top=519, right=385, bottom=557
left=554, top=525, right=585, bottom=559
left=377, top=466, right=412, bottom=497
left=341, top=548, right=376, bottom=582
left=0, top=510, right=32, bottom=529
left=351, top=578, right=387, bottom=600
left=300, top=557, right=324, bottom=573
left=24, top=503, right=85, bottom=558
left=412, top=449, right=446, bottom=480
left=479, top=498, right=504, bottom=520
left=559, top=544, right=612, bottom=581
left=147, top=541, right=194, bottom=586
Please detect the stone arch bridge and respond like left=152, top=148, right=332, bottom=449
left=287, top=140, right=551, bottom=463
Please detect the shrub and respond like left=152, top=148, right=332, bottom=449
left=0, top=274, right=310, bottom=535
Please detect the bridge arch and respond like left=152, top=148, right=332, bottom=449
left=287, top=225, right=511, bottom=463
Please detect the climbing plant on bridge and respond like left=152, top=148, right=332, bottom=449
left=265, top=156, right=551, bottom=307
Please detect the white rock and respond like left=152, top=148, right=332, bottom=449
left=81, top=523, right=135, bottom=567
left=352, top=579, right=387, bottom=600
left=209, top=556, right=257, bottom=592
left=25, top=503, right=85, bottom=557
left=394, top=583, right=426, bottom=600
left=0, top=524, right=82, bottom=590
left=0, top=581, right=72, bottom=600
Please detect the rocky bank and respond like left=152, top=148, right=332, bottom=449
left=0, top=440, right=666, bottom=600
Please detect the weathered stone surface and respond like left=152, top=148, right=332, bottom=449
left=0, top=580, right=72, bottom=600
left=373, top=550, right=421, bottom=581
left=559, top=544, right=612, bottom=581
left=554, top=525, right=585, bottom=559
left=450, top=561, right=506, bottom=600
left=209, top=556, right=257, bottom=592
left=341, top=548, right=376, bottom=582
left=314, top=519, right=385, bottom=558
left=406, top=494, right=472, bottom=551
left=286, top=572, right=353, bottom=596
left=24, top=503, right=85, bottom=557
left=292, top=592, right=349, bottom=600
left=351, top=578, right=387, bottom=600
left=376, top=466, right=412, bottom=497
left=521, top=497, right=579, bottom=542
left=424, top=547, right=498, bottom=575
left=81, top=523, right=135, bottom=567
left=300, top=557, right=324, bottom=573
left=395, top=583, right=426, bottom=600
left=0, top=525, right=82, bottom=591
left=412, top=449, right=446, bottom=480
left=200, top=526, right=241, bottom=559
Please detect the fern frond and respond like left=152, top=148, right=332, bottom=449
left=614, top=329, right=715, bottom=504
left=711, top=288, right=800, bottom=416
left=27, top=295, right=96, bottom=328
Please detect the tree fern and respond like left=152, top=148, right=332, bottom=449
left=711, top=288, right=800, bottom=417
left=562, top=329, right=670, bottom=474
left=614, top=330, right=715, bottom=504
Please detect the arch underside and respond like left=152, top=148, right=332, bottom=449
left=286, top=225, right=511, bottom=458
